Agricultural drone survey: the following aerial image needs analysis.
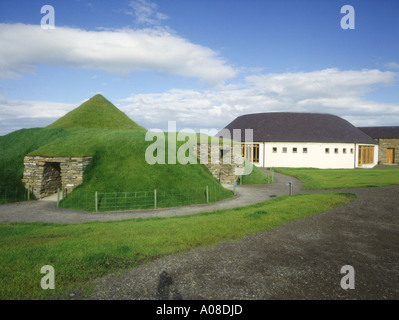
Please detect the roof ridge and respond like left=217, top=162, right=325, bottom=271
left=219, top=112, right=377, bottom=144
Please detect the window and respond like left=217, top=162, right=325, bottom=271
left=303, top=148, right=308, bottom=153
left=272, top=147, right=277, bottom=153
left=343, top=148, right=347, bottom=154
left=334, top=148, right=339, bottom=154
left=325, top=148, right=330, bottom=154
left=242, top=144, right=260, bottom=163
left=350, top=148, right=354, bottom=154
left=282, top=147, right=287, bottom=153
left=253, top=144, right=259, bottom=163
left=292, top=147, right=297, bottom=153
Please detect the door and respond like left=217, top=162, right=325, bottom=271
left=358, top=146, right=374, bottom=166
left=387, top=148, right=395, bottom=164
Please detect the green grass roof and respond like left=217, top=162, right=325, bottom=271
left=47, top=94, right=145, bottom=130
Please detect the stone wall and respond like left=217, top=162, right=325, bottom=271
left=22, top=156, right=92, bottom=199
left=378, top=139, right=399, bottom=164
left=192, top=144, right=244, bottom=187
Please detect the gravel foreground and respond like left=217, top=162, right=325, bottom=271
left=85, top=185, right=399, bottom=300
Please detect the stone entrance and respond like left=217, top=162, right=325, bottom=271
left=22, top=156, right=92, bottom=199
left=193, top=143, right=244, bottom=187
left=43, top=162, right=62, bottom=196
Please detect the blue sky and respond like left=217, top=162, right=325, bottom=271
left=0, top=0, right=398, bottom=135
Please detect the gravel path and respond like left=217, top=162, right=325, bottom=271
left=0, top=171, right=302, bottom=224
left=86, top=185, right=399, bottom=300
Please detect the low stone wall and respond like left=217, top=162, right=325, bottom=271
left=22, top=156, right=92, bottom=199
left=193, top=144, right=244, bottom=187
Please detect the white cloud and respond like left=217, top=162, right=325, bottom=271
left=0, top=23, right=236, bottom=85
left=118, top=68, right=399, bottom=131
left=245, top=68, right=396, bottom=99
left=0, top=96, right=74, bottom=120
left=385, top=61, right=399, bottom=70
left=2, top=68, right=398, bottom=135
left=0, top=96, right=76, bottom=135
left=127, top=0, right=169, bottom=26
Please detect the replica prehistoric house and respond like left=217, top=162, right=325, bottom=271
left=23, top=156, right=92, bottom=199
left=218, top=112, right=379, bottom=169
left=358, top=126, right=399, bottom=165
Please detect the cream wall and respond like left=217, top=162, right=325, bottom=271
left=249, top=142, right=378, bottom=169
left=263, top=142, right=358, bottom=169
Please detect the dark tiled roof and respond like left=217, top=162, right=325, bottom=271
left=218, top=112, right=377, bottom=144
left=358, top=126, right=399, bottom=139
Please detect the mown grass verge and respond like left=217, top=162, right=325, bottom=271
left=0, top=192, right=355, bottom=300
left=240, top=164, right=273, bottom=185
left=274, top=167, right=399, bottom=189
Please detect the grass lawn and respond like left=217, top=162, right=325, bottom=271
left=0, top=192, right=354, bottom=300
left=274, top=167, right=399, bottom=189
left=239, top=162, right=273, bottom=185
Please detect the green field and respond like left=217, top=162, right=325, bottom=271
left=0, top=192, right=354, bottom=299
left=274, top=167, right=399, bottom=189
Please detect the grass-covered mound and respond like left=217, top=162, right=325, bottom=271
left=47, top=94, right=145, bottom=130
left=0, top=127, right=235, bottom=209
left=0, top=128, right=69, bottom=202
left=30, top=128, right=234, bottom=210
left=1, top=94, right=273, bottom=209
left=0, top=94, right=238, bottom=208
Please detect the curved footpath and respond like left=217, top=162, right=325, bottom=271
left=0, top=171, right=303, bottom=224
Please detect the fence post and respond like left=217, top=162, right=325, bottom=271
left=206, top=186, right=209, bottom=203
left=154, top=189, right=157, bottom=209
left=57, top=188, right=60, bottom=208
left=95, top=191, right=98, bottom=212
left=28, top=185, right=30, bottom=201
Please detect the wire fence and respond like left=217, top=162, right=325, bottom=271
left=57, top=185, right=233, bottom=212
left=0, top=186, right=33, bottom=204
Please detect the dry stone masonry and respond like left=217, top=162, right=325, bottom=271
left=193, top=143, right=245, bottom=187
left=22, top=156, right=92, bottom=199
left=378, top=139, right=399, bottom=164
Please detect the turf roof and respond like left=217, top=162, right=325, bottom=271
left=47, top=94, right=145, bottom=130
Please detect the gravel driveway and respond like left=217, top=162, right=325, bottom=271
left=86, top=185, right=399, bottom=300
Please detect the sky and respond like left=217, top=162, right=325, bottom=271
left=0, top=0, right=398, bottom=135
